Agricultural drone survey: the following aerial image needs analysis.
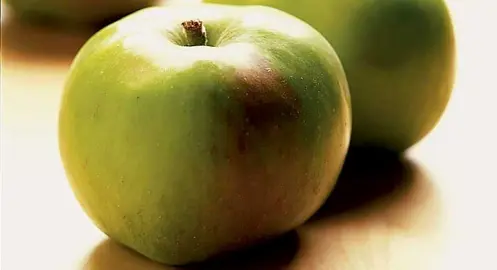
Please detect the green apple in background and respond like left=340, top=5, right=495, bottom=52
left=59, top=3, right=351, bottom=265
left=205, top=0, right=456, bottom=152
left=3, top=0, right=158, bottom=26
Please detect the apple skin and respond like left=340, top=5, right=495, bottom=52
left=205, top=0, right=456, bottom=152
left=58, top=4, right=351, bottom=265
left=3, top=0, right=158, bottom=26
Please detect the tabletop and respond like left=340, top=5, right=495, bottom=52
left=2, top=1, right=497, bottom=269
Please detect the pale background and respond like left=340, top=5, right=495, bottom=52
left=2, top=0, right=497, bottom=269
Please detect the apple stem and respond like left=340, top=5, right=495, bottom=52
left=181, top=19, right=208, bottom=46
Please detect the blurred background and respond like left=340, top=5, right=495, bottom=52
left=1, top=0, right=497, bottom=269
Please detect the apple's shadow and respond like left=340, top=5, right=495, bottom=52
left=1, top=11, right=96, bottom=64
left=82, top=231, right=299, bottom=270
left=1, top=1, right=172, bottom=64
left=312, top=147, right=418, bottom=219
left=293, top=148, right=443, bottom=269
left=80, top=148, right=441, bottom=270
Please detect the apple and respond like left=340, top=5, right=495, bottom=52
left=3, top=0, right=158, bottom=26
left=205, top=0, right=456, bottom=152
left=58, top=3, right=351, bottom=265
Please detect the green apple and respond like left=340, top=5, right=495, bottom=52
left=3, top=0, right=158, bottom=26
left=58, top=3, right=351, bottom=265
left=205, top=0, right=456, bottom=152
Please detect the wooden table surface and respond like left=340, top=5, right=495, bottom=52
left=2, top=1, right=496, bottom=269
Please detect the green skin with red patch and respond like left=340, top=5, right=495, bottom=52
left=205, top=0, right=456, bottom=152
left=58, top=4, right=351, bottom=265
